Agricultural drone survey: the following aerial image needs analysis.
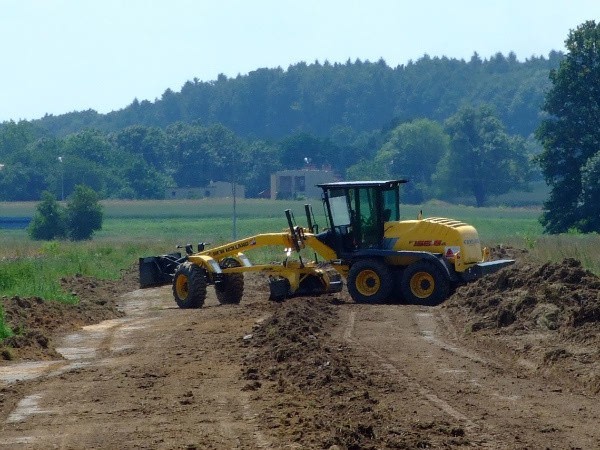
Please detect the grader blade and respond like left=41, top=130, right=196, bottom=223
left=269, top=266, right=344, bottom=301
left=139, top=253, right=185, bottom=288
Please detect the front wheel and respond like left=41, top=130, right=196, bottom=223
left=400, top=260, right=450, bottom=306
left=172, top=262, right=207, bottom=308
left=347, top=259, right=393, bottom=304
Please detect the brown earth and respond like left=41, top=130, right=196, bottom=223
left=445, top=252, right=600, bottom=396
left=0, top=251, right=599, bottom=449
left=1, top=268, right=137, bottom=361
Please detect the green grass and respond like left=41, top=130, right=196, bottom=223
left=102, top=198, right=310, bottom=219
left=0, top=240, right=144, bottom=300
left=523, top=233, right=600, bottom=274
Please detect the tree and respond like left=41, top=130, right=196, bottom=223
left=437, top=105, right=530, bottom=206
left=62, top=129, right=115, bottom=166
left=59, top=155, right=106, bottom=197
left=0, top=162, right=45, bottom=201
left=117, top=157, right=171, bottom=199
left=0, top=135, right=61, bottom=201
left=346, top=158, right=387, bottom=181
left=279, top=133, right=334, bottom=169
left=61, top=130, right=116, bottom=196
left=165, top=122, right=221, bottom=188
left=375, top=119, right=449, bottom=203
left=243, top=140, right=282, bottom=197
left=66, top=185, right=103, bottom=240
left=0, top=120, right=44, bottom=159
left=111, top=125, right=169, bottom=172
left=28, top=191, right=67, bottom=240
left=579, top=152, right=600, bottom=232
left=536, top=21, right=600, bottom=233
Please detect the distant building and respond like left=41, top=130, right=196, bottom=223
left=270, top=169, right=337, bottom=200
left=166, top=181, right=245, bottom=200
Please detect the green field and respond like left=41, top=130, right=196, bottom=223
left=1, top=198, right=599, bottom=339
left=1, top=197, right=542, bottom=240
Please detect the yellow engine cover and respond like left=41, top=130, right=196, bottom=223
left=383, top=217, right=484, bottom=271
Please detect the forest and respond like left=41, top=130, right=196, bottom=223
left=0, top=52, right=562, bottom=205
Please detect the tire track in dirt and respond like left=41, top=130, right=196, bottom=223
left=343, top=309, right=477, bottom=429
left=341, top=303, right=600, bottom=449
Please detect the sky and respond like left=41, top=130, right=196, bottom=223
left=1, top=0, right=599, bottom=122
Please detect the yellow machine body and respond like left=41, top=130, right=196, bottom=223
left=383, top=217, right=486, bottom=272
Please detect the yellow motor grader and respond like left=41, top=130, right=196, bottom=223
left=140, top=180, right=513, bottom=307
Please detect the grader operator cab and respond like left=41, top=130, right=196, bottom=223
left=140, top=180, right=513, bottom=307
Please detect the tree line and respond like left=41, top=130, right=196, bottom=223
left=0, top=105, right=536, bottom=207
left=30, top=52, right=562, bottom=139
left=1, top=52, right=560, bottom=206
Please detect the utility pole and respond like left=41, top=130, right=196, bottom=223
left=232, top=179, right=237, bottom=241
left=58, top=156, right=64, bottom=201
left=231, top=149, right=238, bottom=241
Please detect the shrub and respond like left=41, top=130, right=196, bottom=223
left=28, top=191, right=67, bottom=240
left=66, top=185, right=104, bottom=240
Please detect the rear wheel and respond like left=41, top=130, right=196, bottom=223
left=347, top=259, right=393, bottom=304
left=401, top=260, right=450, bottom=306
left=172, top=262, right=207, bottom=308
left=215, top=258, right=244, bottom=304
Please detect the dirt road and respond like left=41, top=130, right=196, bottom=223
left=1, top=268, right=599, bottom=449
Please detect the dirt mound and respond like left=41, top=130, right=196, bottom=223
left=489, top=244, right=529, bottom=261
left=450, top=258, right=600, bottom=334
left=1, top=266, right=138, bottom=361
left=445, top=257, right=600, bottom=393
left=242, top=298, right=468, bottom=449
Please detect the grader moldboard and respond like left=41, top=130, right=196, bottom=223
left=140, top=180, right=514, bottom=307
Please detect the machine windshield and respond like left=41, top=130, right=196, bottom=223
left=328, top=188, right=351, bottom=226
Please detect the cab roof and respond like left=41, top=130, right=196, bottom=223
left=317, top=180, right=408, bottom=189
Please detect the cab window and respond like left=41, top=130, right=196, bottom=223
left=382, top=188, right=399, bottom=221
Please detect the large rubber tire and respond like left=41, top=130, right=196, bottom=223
left=400, top=260, right=450, bottom=306
left=347, top=259, right=393, bottom=304
left=172, top=262, right=207, bottom=309
left=215, top=258, right=244, bottom=305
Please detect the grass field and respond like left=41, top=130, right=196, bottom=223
left=1, top=197, right=599, bottom=338
left=0, top=197, right=543, bottom=239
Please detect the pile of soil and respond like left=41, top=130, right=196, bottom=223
left=445, top=257, right=600, bottom=394
left=242, top=298, right=468, bottom=449
left=1, top=266, right=138, bottom=361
